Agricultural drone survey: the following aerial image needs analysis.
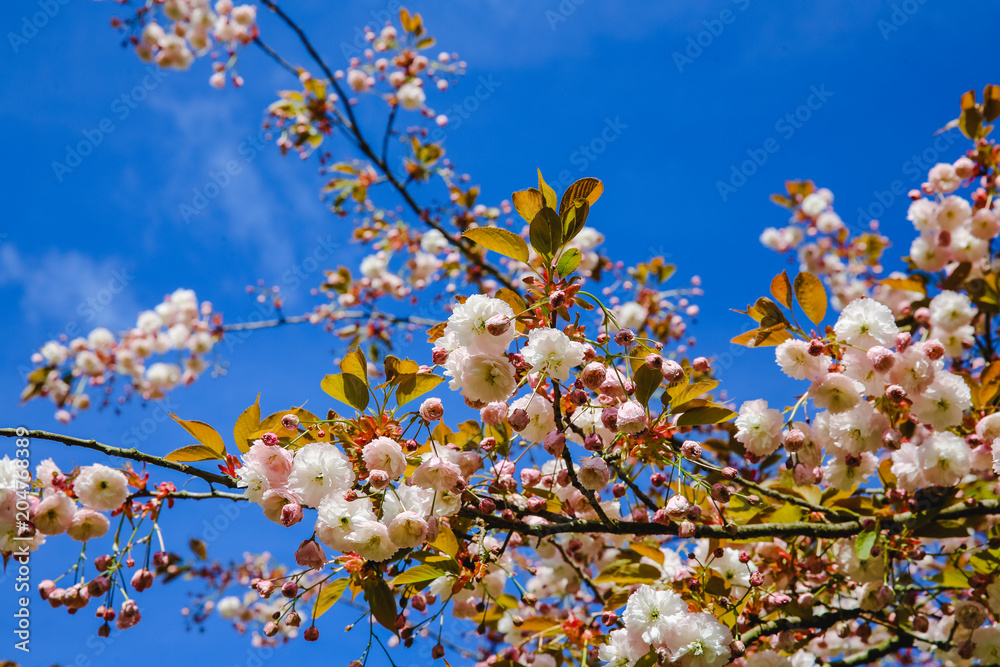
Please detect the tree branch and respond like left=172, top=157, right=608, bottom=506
left=460, top=499, right=1000, bottom=541
left=0, top=429, right=238, bottom=489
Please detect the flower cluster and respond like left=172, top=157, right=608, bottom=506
left=118, top=0, right=258, bottom=86
left=24, top=288, right=218, bottom=422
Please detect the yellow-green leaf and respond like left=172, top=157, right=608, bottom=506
left=313, top=578, right=350, bottom=619
left=770, top=271, right=793, bottom=309
left=537, top=168, right=557, bottom=209
left=431, top=524, right=459, bottom=557
left=391, top=564, right=448, bottom=586
left=169, top=414, right=226, bottom=457
left=633, top=364, right=662, bottom=408
left=555, top=248, right=582, bottom=277
left=366, top=578, right=398, bottom=633
left=512, top=188, right=544, bottom=223
left=462, top=227, right=529, bottom=263
left=233, top=393, right=261, bottom=454
left=384, top=356, right=420, bottom=385
left=793, top=272, right=827, bottom=324
left=321, top=373, right=370, bottom=412
left=340, top=346, right=368, bottom=384
left=396, top=373, right=444, bottom=408
left=164, top=444, right=225, bottom=462
left=529, top=208, right=562, bottom=258
left=558, top=177, right=603, bottom=216
left=670, top=380, right=719, bottom=407
left=675, top=406, right=736, bottom=427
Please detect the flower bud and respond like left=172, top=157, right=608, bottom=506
left=749, top=571, right=764, bottom=587
left=543, top=431, right=566, bottom=457
left=885, top=384, right=906, bottom=402
left=256, top=580, right=275, bottom=598
left=281, top=503, right=304, bottom=527
left=613, top=329, right=635, bottom=346
left=616, top=401, right=647, bottom=434
left=896, top=331, right=911, bottom=351
left=881, top=428, right=901, bottom=450
left=431, top=347, right=449, bottom=365
left=131, top=569, right=153, bottom=593
left=866, top=346, right=894, bottom=373
left=665, top=494, right=690, bottom=517
left=294, top=539, right=327, bottom=570
left=784, top=429, right=806, bottom=452
left=281, top=414, right=300, bottom=431
left=281, top=581, right=298, bottom=598
left=521, top=468, right=541, bottom=487
left=38, top=580, right=55, bottom=600
left=432, top=644, right=445, bottom=659
left=261, top=431, right=280, bottom=446
left=923, top=339, right=945, bottom=361
left=485, top=314, right=511, bottom=336
left=601, top=406, right=619, bottom=432
left=578, top=457, right=610, bottom=491
left=601, top=611, right=617, bottom=626
left=644, top=354, right=663, bottom=370
left=419, top=397, right=444, bottom=421
left=721, top=466, right=738, bottom=480
left=807, top=339, right=825, bottom=356
left=480, top=402, right=507, bottom=426
left=660, top=360, right=684, bottom=382
left=652, top=508, right=670, bottom=525
left=368, top=469, right=391, bottom=490
left=304, top=626, right=320, bottom=641
left=478, top=498, right=496, bottom=514
left=263, top=621, right=279, bottom=637
left=692, top=357, right=710, bottom=373
left=584, top=432, right=603, bottom=452
left=509, top=408, right=530, bottom=431
left=548, top=291, right=566, bottom=309
left=680, top=440, right=702, bottom=460
left=678, top=521, right=696, bottom=538
left=580, top=361, right=608, bottom=391
left=710, top=483, right=731, bottom=503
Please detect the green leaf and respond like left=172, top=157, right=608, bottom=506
left=675, top=406, right=736, bottom=427
left=396, top=373, right=444, bottom=408
left=855, top=529, right=877, bottom=560
left=365, top=578, right=398, bottom=633
left=537, top=168, right=557, bottom=209
left=233, top=393, right=261, bottom=453
left=321, top=373, right=370, bottom=412
left=164, top=444, right=225, bottom=462
left=391, top=564, right=448, bottom=586
left=633, top=364, right=662, bottom=408
left=793, top=272, right=827, bottom=325
left=169, top=414, right=227, bottom=457
left=462, top=227, right=529, bottom=263
left=555, top=248, right=582, bottom=277
left=313, top=578, right=350, bottom=619
left=340, top=346, right=368, bottom=384
left=529, top=208, right=562, bottom=259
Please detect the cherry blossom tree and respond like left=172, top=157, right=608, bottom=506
left=5, top=3, right=1000, bottom=666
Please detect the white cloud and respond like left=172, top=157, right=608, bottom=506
left=0, top=244, right=140, bottom=331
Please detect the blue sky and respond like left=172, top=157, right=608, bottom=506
left=2, top=0, right=1000, bottom=664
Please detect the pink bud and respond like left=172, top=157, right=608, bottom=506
left=680, top=440, right=702, bottom=459
left=692, top=357, right=710, bottom=372
left=601, top=406, right=619, bottom=432
left=543, top=431, right=566, bottom=457
left=660, top=360, right=684, bottom=382
left=131, top=569, right=153, bottom=593
left=281, top=503, right=304, bottom=526
left=678, top=521, right=696, bottom=538
left=304, top=626, right=320, bottom=641
left=261, top=431, right=280, bottom=446
left=419, top=397, right=444, bottom=421
left=431, top=347, right=449, bottom=365
left=867, top=346, right=895, bottom=373
left=580, top=362, right=607, bottom=390
left=613, top=329, right=635, bottom=346
left=784, top=429, right=805, bottom=452
left=923, top=339, right=945, bottom=360
left=281, top=581, right=298, bottom=598
left=644, top=354, right=663, bottom=370
left=509, top=408, right=529, bottom=431
left=480, top=402, right=507, bottom=426
left=485, top=314, right=511, bottom=336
